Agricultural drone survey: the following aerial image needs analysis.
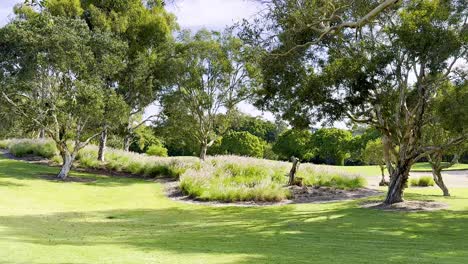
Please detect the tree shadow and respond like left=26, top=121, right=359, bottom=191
left=0, top=203, right=467, bottom=263
left=0, top=156, right=151, bottom=187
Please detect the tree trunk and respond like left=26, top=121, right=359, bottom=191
left=200, top=142, right=208, bottom=161
left=123, top=134, right=131, bottom=152
left=57, top=151, right=75, bottom=180
left=97, top=126, right=108, bottom=162
left=432, top=168, right=450, bottom=196
left=38, top=128, right=45, bottom=139
left=384, top=161, right=412, bottom=204
left=378, top=164, right=387, bottom=186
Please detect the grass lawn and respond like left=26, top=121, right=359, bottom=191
left=334, top=162, right=468, bottom=177
left=1, top=156, right=468, bottom=263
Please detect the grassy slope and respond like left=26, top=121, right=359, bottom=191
left=0, top=156, right=467, bottom=264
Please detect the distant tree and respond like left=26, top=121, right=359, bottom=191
left=312, top=128, right=352, bottom=166
left=0, top=13, right=127, bottom=179
left=220, top=131, right=265, bottom=158
left=163, top=30, right=257, bottom=160
left=363, top=139, right=387, bottom=185
left=273, top=129, right=314, bottom=161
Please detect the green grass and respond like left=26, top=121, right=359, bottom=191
left=1, top=155, right=468, bottom=263
left=410, top=162, right=468, bottom=172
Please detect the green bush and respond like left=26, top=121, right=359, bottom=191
left=146, top=144, right=168, bottom=157
left=220, top=131, right=265, bottom=158
left=410, top=176, right=435, bottom=187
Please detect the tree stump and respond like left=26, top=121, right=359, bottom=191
left=288, top=156, right=300, bottom=186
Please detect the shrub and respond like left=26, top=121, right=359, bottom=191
left=146, top=144, right=168, bottom=157
left=220, top=131, right=264, bottom=158
left=410, top=176, right=435, bottom=187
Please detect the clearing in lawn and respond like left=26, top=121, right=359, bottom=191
left=0, top=156, right=468, bottom=263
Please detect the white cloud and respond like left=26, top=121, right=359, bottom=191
left=0, top=0, right=21, bottom=26
left=167, top=0, right=262, bottom=31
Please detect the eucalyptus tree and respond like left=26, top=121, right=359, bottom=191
left=0, top=10, right=127, bottom=179
left=42, top=0, right=177, bottom=155
left=246, top=0, right=467, bottom=204
left=422, top=82, right=468, bottom=196
left=163, top=30, right=258, bottom=160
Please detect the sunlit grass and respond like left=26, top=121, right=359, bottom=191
left=0, top=156, right=468, bottom=263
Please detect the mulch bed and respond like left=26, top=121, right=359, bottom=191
left=165, top=182, right=384, bottom=207
left=360, top=200, right=449, bottom=212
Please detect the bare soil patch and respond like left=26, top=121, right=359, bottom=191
left=289, top=186, right=383, bottom=203
left=165, top=182, right=383, bottom=207
left=361, top=200, right=448, bottom=212
left=38, top=174, right=96, bottom=183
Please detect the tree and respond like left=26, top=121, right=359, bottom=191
left=250, top=0, right=467, bottom=204
left=312, top=128, right=352, bottom=166
left=273, top=129, right=314, bottom=160
left=163, top=30, right=257, bottom=160
left=363, top=139, right=387, bottom=185
left=44, top=0, right=177, bottom=155
left=0, top=12, right=127, bottom=179
left=422, top=82, right=468, bottom=196
left=220, top=131, right=265, bottom=158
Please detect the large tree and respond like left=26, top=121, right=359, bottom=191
left=247, top=0, right=467, bottom=204
left=43, top=0, right=177, bottom=155
left=162, top=30, right=258, bottom=160
left=0, top=11, right=127, bottom=179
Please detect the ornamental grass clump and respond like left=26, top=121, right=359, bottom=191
left=298, top=165, right=366, bottom=189
left=4, top=138, right=57, bottom=158
left=410, top=176, right=435, bottom=187
left=180, top=156, right=290, bottom=202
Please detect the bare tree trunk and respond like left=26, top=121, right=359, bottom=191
left=200, top=142, right=208, bottom=161
left=379, top=164, right=387, bottom=186
left=288, top=156, right=300, bottom=185
left=384, top=161, right=412, bottom=204
left=432, top=167, right=450, bottom=196
left=57, top=150, right=75, bottom=180
left=97, top=126, right=108, bottom=162
left=123, top=134, right=131, bottom=152
left=38, top=128, right=45, bottom=139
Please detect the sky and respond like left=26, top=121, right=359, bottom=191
left=0, top=0, right=275, bottom=120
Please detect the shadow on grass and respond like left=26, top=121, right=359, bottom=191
left=0, top=156, right=151, bottom=187
left=0, top=203, right=467, bottom=263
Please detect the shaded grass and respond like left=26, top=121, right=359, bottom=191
left=0, top=156, right=468, bottom=263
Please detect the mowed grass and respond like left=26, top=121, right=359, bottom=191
left=1, top=156, right=468, bottom=263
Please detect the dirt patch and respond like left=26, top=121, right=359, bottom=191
left=165, top=182, right=383, bottom=207
left=360, top=200, right=448, bottom=212
left=38, top=174, right=96, bottom=183
left=289, top=186, right=383, bottom=203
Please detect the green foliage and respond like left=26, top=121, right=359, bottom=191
left=410, top=176, right=435, bottom=187
left=220, top=131, right=264, bottom=158
left=273, top=129, right=314, bottom=160
left=146, top=144, right=168, bottom=157
left=362, top=139, right=384, bottom=166
left=312, top=128, right=352, bottom=166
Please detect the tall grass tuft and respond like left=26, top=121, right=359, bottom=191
left=410, top=176, right=435, bottom=187
left=3, top=139, right=57, bottom=158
